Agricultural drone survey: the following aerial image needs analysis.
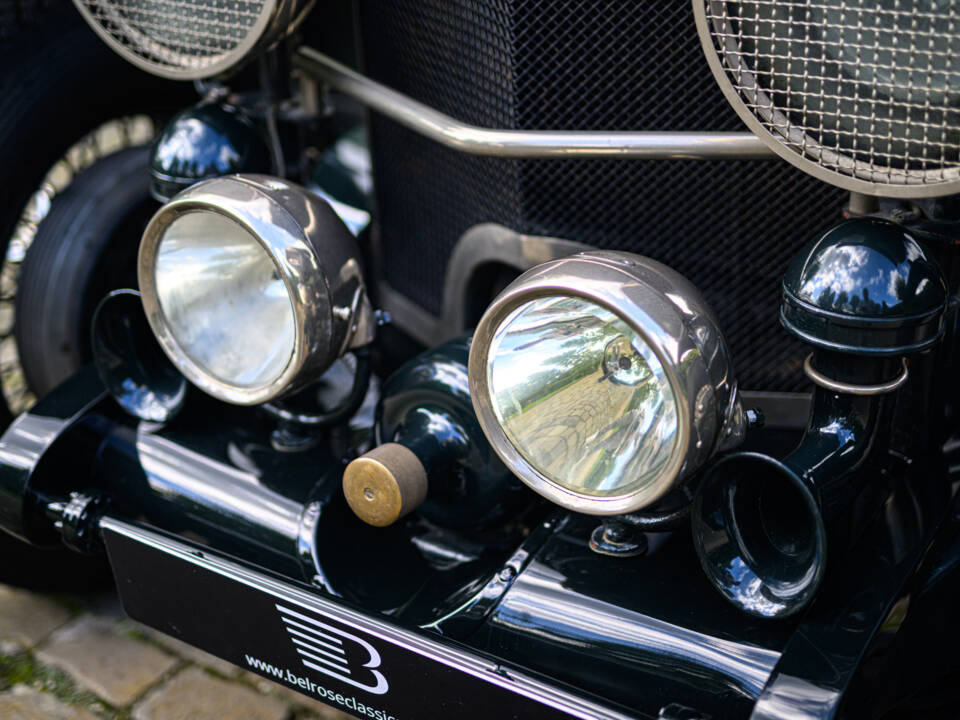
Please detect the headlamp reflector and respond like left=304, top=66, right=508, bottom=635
left=138, top=175, right=374, bottom=406
left=487, top=296, right=679, bottom=499
left=153, top=210, right=296, bottom=389
left=470, top=251, right=744, bottom=516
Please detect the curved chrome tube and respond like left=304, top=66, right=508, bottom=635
left=294, top=48, right=774, bottom=160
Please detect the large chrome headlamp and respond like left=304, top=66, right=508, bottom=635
left=72, top=0, right=316, bottom=80
left=138, top=175, right=373, bottom=405
left=469, top=252, right=744, bottom=516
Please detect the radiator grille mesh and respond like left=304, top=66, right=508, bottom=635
left=73, top=0, right=272, bottom=78
left=362, top=0, right=849, bottom=391
left=699, top=0, right=960, bottom=195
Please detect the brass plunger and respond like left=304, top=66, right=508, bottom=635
left=342, top=443, right=428, bottom=527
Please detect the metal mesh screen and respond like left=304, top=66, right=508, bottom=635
left=361, top=0, right=849, bottom=391
left=699, top=0, right=960, bottom=195
left=73, top=0, right=271, bottom=78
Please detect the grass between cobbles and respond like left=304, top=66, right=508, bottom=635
left=0, top=649, right=124, bottom=719
left=1, top=595, right=332, bottom=719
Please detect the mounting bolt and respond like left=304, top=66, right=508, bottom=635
left=589, top=518, right=648, bottom=558
left=48, top=491, right=110, bottom=555
left=745, top=408, right=765, bottom=428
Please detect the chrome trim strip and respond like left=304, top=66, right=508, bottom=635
left=100, top=517, right=633, bottom=720
left=803, top=354, right=909, bottom=396
left=294, top=48, right=775, bottom=160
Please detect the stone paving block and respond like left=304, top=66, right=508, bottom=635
left=129, top=622, right=243, bottom=677
left=0, top=585, right=71, bottom=649
left=132, top=667, right=288, bottom=720
left=37, top=616, right=179, bottom=706
left=245, top=673, right=354, bottom=719
left=0, top=639, right=21, bottom=655
left=0, top=685, right=99, bottom=720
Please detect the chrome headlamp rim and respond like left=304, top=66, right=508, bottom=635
left=693, top=0, right=960, bottom=199
left=469, top=251, right=733, bottom=516
left=138, top=176, right=336, bottom=406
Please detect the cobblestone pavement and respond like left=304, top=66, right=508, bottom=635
left=0, top=583, right=354, bottom=720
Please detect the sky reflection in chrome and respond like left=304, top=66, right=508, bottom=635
left=487, top=296, right=678, bottom=498
left=154, top=211, right=296, bottom=388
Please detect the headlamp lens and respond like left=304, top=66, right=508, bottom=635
left=153, top=210, right=296, bottom=388
left=486, top=295, right=679, bottom=498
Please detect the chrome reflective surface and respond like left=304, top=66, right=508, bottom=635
left=294, top=48, right=774, bottom=160
left=470, top=251, right=742, bottom=515
left=487, top=296, right=678, bottom=499
left=803, top=354, right=909, bottom=396
left=155, top=211, right=296, bottom=388
left=139, top=175, right=374, bottom=405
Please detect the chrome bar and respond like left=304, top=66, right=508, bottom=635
left=294, top=48, right=775, bottom=160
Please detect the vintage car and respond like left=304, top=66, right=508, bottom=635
left=0, top=1, right=958, bottom=718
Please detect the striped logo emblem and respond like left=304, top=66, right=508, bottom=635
left=276, top=604, right=389, bottom=695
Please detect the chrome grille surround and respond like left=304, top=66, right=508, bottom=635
left=72, top=0, right=307, bottom=80
left=695, top=0, right=960, bottom=197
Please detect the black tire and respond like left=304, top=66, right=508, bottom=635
left=1, top=146, right=155, bottom=593
left=0, top=2, right=191, bottom=425
left=16, top=145, right=154, bottom=396
left=0, top=3, right=188, bottom=588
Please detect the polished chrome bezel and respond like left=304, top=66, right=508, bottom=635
left=469, top=251, right=737, bottom=516
left=139, top=175, right=370, bottom=406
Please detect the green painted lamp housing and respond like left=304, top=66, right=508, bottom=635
left=780, top=217, right=947, bottom=356
left=150, top=102, right=273, bottom=202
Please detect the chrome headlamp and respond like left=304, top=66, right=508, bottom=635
left=138, top=175, right=373, bottom=405
left=469, top=251, right=744, bottom=516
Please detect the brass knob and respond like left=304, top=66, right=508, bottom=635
left=343, top=443, right=428, bottom=527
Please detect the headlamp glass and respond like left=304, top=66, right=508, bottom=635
left=153, top=210, right=296, bottom=388
left=486, top=295, right=679, bottom=498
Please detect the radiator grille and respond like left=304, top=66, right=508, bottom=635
left=361, top=0, right=849, bottom=391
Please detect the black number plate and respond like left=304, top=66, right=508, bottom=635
left=101, top=518, right=632, bottom=720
